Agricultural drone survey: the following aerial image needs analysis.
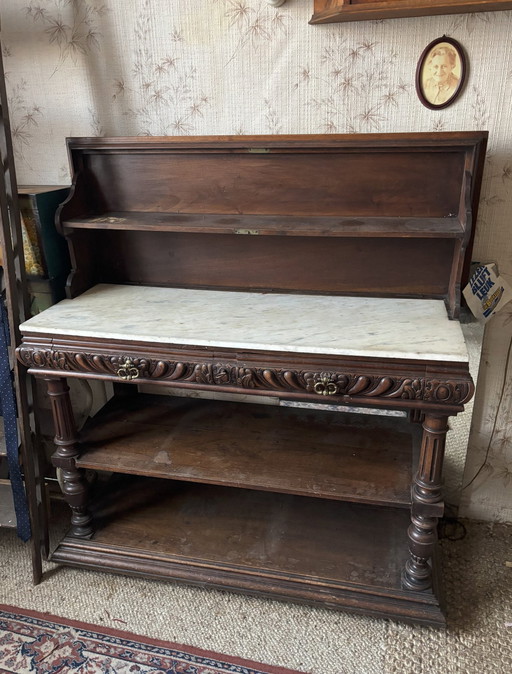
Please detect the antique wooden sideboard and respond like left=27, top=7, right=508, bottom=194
left=16, top=132, right=487, bottom=625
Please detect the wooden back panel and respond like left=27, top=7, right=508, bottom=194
left=82, top=150, right=463, bottom=217
left=57, top=132, right=488, bottom=316
left=77, top=230, right=454, bottom=297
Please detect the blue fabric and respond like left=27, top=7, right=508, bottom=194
left=0, top=299, right=31, bottom=541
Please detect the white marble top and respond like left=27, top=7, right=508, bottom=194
left=20, top=284, right=469, bottom=362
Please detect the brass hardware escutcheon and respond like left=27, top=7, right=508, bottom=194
left=117, top=358, right=140, bottom=381
left=234, top=228, right=259, bottom=235
left=314, top=377, right=338, bottom=396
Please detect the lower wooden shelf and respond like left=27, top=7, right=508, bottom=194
left=50, top=477, right=444, bottom=625
left=76, top=394, right=417, bottom=507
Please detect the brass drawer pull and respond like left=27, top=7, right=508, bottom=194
left=314, top=377, right=338, bottom=396
left=117, top=358, right=140, bottom=381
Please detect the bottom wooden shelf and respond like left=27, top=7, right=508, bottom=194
left=50, top=477, right=444, bottom=625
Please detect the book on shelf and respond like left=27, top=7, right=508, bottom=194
left=17, top=185, right=70, bottom=314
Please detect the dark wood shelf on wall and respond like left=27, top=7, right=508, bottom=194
left=62, top=212, right=464, bottom=238
left=310, top=0, right=512, bottom=24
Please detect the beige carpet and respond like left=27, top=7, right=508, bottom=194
left=0, top=518, right=510, bottom=674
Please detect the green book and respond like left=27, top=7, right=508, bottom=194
left=18, top=185, right=70, bottom=308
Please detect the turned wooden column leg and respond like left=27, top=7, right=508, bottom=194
left=45, top=377, right=93, bottom=538
left=402, top=413, right=449, bottom=591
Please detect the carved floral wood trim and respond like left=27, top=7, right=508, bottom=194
left=17, top=347, right=474, bottom=406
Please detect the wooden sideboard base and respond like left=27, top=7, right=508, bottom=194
left=18, top=133, right=487, bottom=623
left=50, top=478, right=444, bottom=626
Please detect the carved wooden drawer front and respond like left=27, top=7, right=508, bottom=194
left=17, top=345, right=474, bottom=407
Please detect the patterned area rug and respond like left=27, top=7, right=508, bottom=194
left=0, top=604, right=301, bottom=674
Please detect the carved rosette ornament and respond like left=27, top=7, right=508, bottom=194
left=16, top=347, right=474, bottom=406
left=424, top=379, right=472, bottom=403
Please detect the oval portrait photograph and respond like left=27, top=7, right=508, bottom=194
left=416, top=37, right=467, bottom=110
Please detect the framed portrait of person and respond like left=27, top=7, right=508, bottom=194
left=416, top=37, right=467, bottom=110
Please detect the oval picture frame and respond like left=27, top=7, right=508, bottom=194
left=416, top=36, right=467, bottom=110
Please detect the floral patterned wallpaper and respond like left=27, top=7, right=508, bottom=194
left=2, top=0, right=512, bottom=522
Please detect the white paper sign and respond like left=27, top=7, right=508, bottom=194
left=463, top=263, right=512, bottom=323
